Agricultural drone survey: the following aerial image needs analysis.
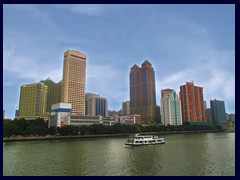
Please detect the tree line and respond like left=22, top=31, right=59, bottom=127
left=3, top=118, right=223, bottom=137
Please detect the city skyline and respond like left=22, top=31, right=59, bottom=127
left=3, top=4, right=235, bottom=119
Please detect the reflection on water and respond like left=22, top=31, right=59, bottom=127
left=3, top=133, right=235, bottom=176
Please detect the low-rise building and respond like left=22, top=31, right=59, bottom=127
left=119, top=114, right=141, bottom=125
left=49, top=103, right=72, bottom=127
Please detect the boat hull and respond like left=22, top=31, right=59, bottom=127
left=125, top=142, right=165, bottom=146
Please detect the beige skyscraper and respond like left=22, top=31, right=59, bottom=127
left=61, top=50, right=87, bottom=115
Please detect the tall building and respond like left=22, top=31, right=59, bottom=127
left=179, top=81, right=207, bottom=125
left=19, top=82, right=48, bottom=120
left=61, top=50, right=86, bottom=115
left=210, top=99, right=227, bottom=125
left=41, top=77, right=62, bottom=114
left=3, top=110, right=5, bottom=119
left=122, top=101, right=130, bottom=115
left=130, top=60, right=158, bottom=123
left=161, top=89, right=182, bottom=126
left=85, top=93, right=108, bottom=117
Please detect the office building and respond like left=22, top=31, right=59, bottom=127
left=179, top=81, right=207, bottom=125
left=161, top=89, right=182, bottom=126
left=122, top=101, right=130, bottom=115
left=41, top=77, right=62, bottom=114
left=210, top=99, right=227, bottom=125
left=61, top=50, right=86, bottom=115
left=205, top=108, right=212, bottom=124
left=19, top=82, right=48, bottom=120
left=85, top=93, right=108, bottom=117
left=130, top=60, right=158, bottom=123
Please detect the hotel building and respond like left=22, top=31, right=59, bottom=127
left=18, top=82, right=48, bottom=120
left=61, top=50, right=86, bottom=115
left=130, top=60, right=159, bottom=123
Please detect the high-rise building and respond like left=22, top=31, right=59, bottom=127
left=210, top=99, right=227, bottom=125
left=41, top=77, right=62, bottom=114
left=161, top=89, right=182, bottom=126
left=122, top=101, right=130, bottom=115
left=85, top=93, right=108, bottom=117
left=19, top=82, right=48, bottom=120
left=3, top=110, right=5, bottom=119
left=130, top=60, right=158, bottom=123
left=180, top=81, right=207, bottom=125
left=61, top=50, right=86, bottom=115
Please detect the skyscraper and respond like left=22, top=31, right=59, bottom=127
left=41, top=77, right=62, bottom=114
left=130, top=60, right=158, bottom=123
left=161, top=89, right=182, bottom=126
left=179, top=81, right=207, bottom=125
left=210, top=99, right=227, bottom=125
left=122, top=101, right=130, bottom=115
left=85, top=93, right=108, bottom=117
left=19, top=82, right=48, bottom=120
left=61, top=50, right=86, bottom=115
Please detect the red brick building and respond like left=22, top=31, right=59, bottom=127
left=180, top=81, right=206, bottom=125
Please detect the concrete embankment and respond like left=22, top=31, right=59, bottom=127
left=3, top=130, right=221, bottom=142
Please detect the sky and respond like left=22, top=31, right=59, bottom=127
left=3, top=4, right=235, bottom=119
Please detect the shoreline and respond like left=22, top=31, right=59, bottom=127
left=3, top=130, right=226, bottom=142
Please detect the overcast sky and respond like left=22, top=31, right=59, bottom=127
left=3, top=4, right=235, bottom=119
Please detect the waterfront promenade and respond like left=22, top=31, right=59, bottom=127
left=3, top=130, right=225, bottom=142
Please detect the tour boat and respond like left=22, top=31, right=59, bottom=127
left=125, top=133, right=165, bottom=146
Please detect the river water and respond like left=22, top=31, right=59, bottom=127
left=3, top=132, right=235, bottom=176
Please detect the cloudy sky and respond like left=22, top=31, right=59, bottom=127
left=3, top=4, right=235, bottom=119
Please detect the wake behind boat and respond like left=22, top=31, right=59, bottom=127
left=125, top=133, right=165, bottom=146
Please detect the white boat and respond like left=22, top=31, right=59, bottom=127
left=125, top=133, right=165, bottom=146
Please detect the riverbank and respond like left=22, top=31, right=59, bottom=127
left=3, top=130, right=226, bottom=142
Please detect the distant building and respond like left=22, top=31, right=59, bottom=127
left=85, top=93, right=108, bottom=117
left=229, top=114, right=235, bottom=122
left=180, top=81, right=207, bottom=125
left=161, top=89, right=182, bottom=126
left=19, top=82, right=48, bottom=120
left=41, top=77, right=62, bottom=114
left=204, top=101, right=207, bottom=109
left=122, top=101, right=130, bottom=115
left=205, top=108, right=212, bottom=124
left=15, top=109, right=19, bottom=119
left=130, top=60, right=158, bottom=123
left=61, top=50, right=86, bottom=115
left=210, top=99, right=227, bottom=125
left=70, top=115, right=100, bottom=126
left=3, top=110, right=5, bottom=119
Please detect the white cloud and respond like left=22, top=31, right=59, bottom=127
left=3, top=43, right=62, bottom=83
left=55, top=4, right=106, bottom=16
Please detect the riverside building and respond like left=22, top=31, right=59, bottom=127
left=161, top=89, right=182, bottom=126
left=18, top=82, right=48, bottom=120
left=129, top=60, right=160, bottom=123
left=61, top=50, right=86, bottom=116
left=179, top=81, right=207, bottom=125
left=210, top=99, right=227, bottom=125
